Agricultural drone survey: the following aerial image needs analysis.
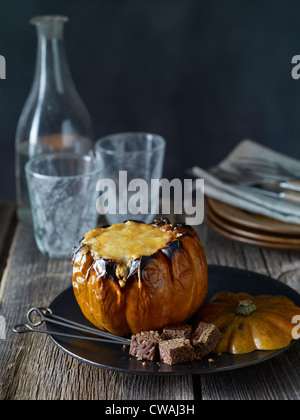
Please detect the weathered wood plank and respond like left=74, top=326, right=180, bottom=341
left=261, top=248, right=300, bottom=293
left=196, top=343, right=300, bottom=400
left=0, top=202, right=17, bottom=284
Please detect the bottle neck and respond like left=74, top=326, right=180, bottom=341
left=33, top=19, right=73, bottom=94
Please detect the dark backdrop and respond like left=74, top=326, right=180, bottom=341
left=1, top=0, right=300, bottom=201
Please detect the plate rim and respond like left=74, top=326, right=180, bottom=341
left=207, top=212, right=300, bottom=251
left=206, top=204, right=300, bottom=245
left=207, top=197, right=300, bottom=236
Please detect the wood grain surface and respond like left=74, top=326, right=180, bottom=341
left=0, top=202, right=299, bottom=400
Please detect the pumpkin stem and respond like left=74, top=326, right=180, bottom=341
left=235, top=299, right=258, bottom=316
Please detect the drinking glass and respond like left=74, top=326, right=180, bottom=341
left=95, top=132, right=166, bottom=224
left=25, top=153, right=101, bottom=258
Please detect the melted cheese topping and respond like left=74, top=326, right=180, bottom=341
left=83, top=221, right=176, bottom=262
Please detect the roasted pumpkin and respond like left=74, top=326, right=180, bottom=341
left=72, top=219, right=208, bottom=336
left=194, top=291, right=300, bottom=354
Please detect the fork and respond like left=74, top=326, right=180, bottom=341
left=211, top=163, right=300, bottom=193
left=232, top=156, right=300, bottom=179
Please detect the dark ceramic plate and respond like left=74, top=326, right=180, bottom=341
left=47, top=265, right=300, bottom=375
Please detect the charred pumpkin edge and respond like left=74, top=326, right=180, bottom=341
left=71, top=218, right=194, bottom=286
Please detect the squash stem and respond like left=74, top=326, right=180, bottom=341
left=235, top=299, right=258, bottom=316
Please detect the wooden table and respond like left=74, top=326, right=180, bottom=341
left=0, top=201, right=299, bottom=400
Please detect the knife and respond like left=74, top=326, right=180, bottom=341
left=248, top=182, right=300, bottom=205
left=278, top=180, right=300, bottom=192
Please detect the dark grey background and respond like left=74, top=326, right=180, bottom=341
left=1, top=0, right=300, bottom=201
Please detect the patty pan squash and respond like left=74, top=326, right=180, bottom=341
left=194, top=291, right=300, bottom=354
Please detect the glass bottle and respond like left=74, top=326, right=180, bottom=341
left=15, top=15, right=94, bottom=225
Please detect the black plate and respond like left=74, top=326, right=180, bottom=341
left=47, top=265, right=300, bottom=375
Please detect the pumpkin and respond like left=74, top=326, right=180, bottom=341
left=72, top=218, right=208, bottom=336
left=194, top=291, right=300, bottom=354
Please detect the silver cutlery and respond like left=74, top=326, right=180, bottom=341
left=210, top=165, right=300, bottom=205
left=233, top=156, right=300, bottom=180
left=211, top=166, right=300, bottom=193
left=241, top=182, right=300, bottom=205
